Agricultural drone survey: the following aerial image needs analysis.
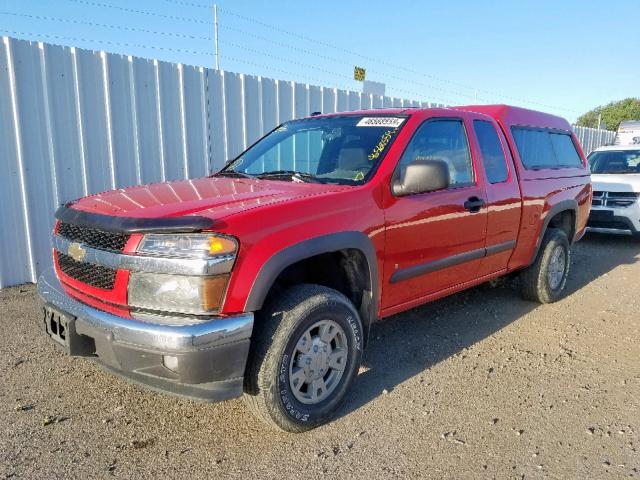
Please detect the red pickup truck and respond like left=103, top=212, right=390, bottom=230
left=38, top=105, right=591, bottom=432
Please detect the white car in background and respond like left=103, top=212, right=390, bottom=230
left=614, top=120, right=640, bottom=146
left=587, top=145, right=640, bottom=236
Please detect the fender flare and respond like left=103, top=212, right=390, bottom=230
left=530, top=199, right=578, bottom=264
left=244, top=231, right=380, bottom=331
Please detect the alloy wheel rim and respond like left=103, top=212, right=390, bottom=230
left=288, top=319, right=348, bottom=405
left=548, top=245, right=567, bottom=290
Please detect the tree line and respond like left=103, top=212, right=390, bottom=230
left=576, top=98, right=640, bottom=131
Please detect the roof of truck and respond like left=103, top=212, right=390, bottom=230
left=452, top=104, right=572, bottom=131
left=311, top=105, right=572, bottom=131
left=311, top=107, right=444, bottom=117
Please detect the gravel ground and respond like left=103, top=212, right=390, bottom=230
left=1, top=233, right=639, bottom=479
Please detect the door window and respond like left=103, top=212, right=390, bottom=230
left=397, top=119, right=474, bottom=188
left=473, top=120, right=509, bottom=183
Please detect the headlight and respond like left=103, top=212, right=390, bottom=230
left=128, top=272, right=229, bottom=315
left=137, top=233, right=237, bottom=259
left=130, top=233, right=237, bottom=316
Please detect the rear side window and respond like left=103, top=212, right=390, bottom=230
left=398, top=119, right=474, bottom=188
left=512, top=128, right=555, bottom=169
left=512, top=127, right=583, bottom=170
left=473, top=120, right=509, bottom=183
left=549, top=133, right=583, bottom=167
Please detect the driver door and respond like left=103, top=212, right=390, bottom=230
left=382, top=117, right=488, bottom=311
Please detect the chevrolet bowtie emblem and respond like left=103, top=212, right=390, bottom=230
left=68, top=242, right=86, bottom=262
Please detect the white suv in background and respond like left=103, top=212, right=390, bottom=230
left=588, top=145, right=640, bottom=236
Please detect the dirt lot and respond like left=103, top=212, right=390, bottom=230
left=1, top=233, right=639, bottom=479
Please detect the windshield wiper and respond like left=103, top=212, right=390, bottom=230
left=214, top=169, right=254, bottom=179
left=255, top=170, right=353, bottom=185
left=256, top=170, right=316, bottom=182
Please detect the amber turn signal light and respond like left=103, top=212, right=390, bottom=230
left=208, top=237, right=237, bottom=256
left=202, top=274, right=230, bottom=312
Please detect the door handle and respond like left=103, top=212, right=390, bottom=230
left=464, top=196, right=485, bottom=213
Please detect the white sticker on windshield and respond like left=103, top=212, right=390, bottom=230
left=356, top=117, right=405, bottom=128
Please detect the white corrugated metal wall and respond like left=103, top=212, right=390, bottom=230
left=0, top=36, right=615, bottom=288
left=0, top=37, right=444, bottom=288
left=573, top=125, right=616, bottom=156
left=0, top=37, right=211, bottom=287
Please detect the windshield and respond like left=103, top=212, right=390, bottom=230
left=219, top=115, right=407, bottom=185
left=588, top=150, right=640, bottom=174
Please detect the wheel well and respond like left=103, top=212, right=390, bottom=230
left=266, top=249, right=374, bottom=334
left=547, top=209, right=576, bottom=242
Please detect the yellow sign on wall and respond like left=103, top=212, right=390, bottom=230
left=354, top=66, right=366, bottom=82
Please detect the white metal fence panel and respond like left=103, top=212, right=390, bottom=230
left=573, top=125, right=616, bottom=155
left=0, top=37, right=213, bottom=287
left=0, top=36, right=616, bottom=288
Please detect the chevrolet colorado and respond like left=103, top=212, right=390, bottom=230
left=38, top=105, right=592, bottom=432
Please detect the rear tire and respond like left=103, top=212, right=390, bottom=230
left=519, top=228, right=571, bottom=303
left=243, top=284, right=363, bottom=432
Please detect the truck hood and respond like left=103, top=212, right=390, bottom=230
left=69, top=177, right=347, bottom=219
left=591, top=173, right=640, bottom=193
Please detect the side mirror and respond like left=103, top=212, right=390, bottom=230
left=392, top=158, right=450, bottom=196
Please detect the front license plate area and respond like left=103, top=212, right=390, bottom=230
left=43, top=306, right=74, bottom=349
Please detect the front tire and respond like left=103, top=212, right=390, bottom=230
left=519, top=228, right=571, bottom=303
left=243, top=284, right=364, bottom=432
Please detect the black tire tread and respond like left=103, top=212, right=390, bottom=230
left=519, top=228, right=570, bottom=303
left=243, top=284, right=361, bottom=432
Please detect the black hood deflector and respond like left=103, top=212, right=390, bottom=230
left=55, top=204, right=215, bottom=234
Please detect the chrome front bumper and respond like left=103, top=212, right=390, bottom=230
left=37, top=267, right=254, bottom=402
left=585, top=227, right=635, bottom=236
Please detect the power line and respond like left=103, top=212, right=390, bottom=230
left=220, top=39, right=473, bottom=104
left=219, top=40, right=355, bottom=83
left=66, top=0, right=211, bottom=25
left=219, top=54, right=461, bottom=104
left=217, top=55, right=347, bottom=91
left=219, top=24, right=344, bottom=68
left=0, top=28, right=449, bottom=103
left=219, top=24, right=476, bottom=102
left=217, top=6, right=580, bottom=114
left=162, top=0, right=212, bottom=8
left=217, top=55, right=458, bottom=105
left=9, top=1, right=580, bottom=113
left=218, top=7, right=476, bottom=90
left=0, top=11, right=212, bottom=41
left=0, top=30, right=213, bottom=57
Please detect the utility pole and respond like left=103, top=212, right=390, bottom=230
left=597, top=113, right=602, bottom=130
left=213, top=4, right=220, bottom=70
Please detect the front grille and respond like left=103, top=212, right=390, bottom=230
left=58, top=222, right=129, bottom=252
left=57, top=253, right=117, bottom=290
left=592, top=191, right=639, bottom=208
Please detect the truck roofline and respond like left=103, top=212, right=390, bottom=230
left=304, top=105, right=573, bottom=132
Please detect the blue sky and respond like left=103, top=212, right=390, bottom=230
left=1, top=0, right=638, bottom=122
